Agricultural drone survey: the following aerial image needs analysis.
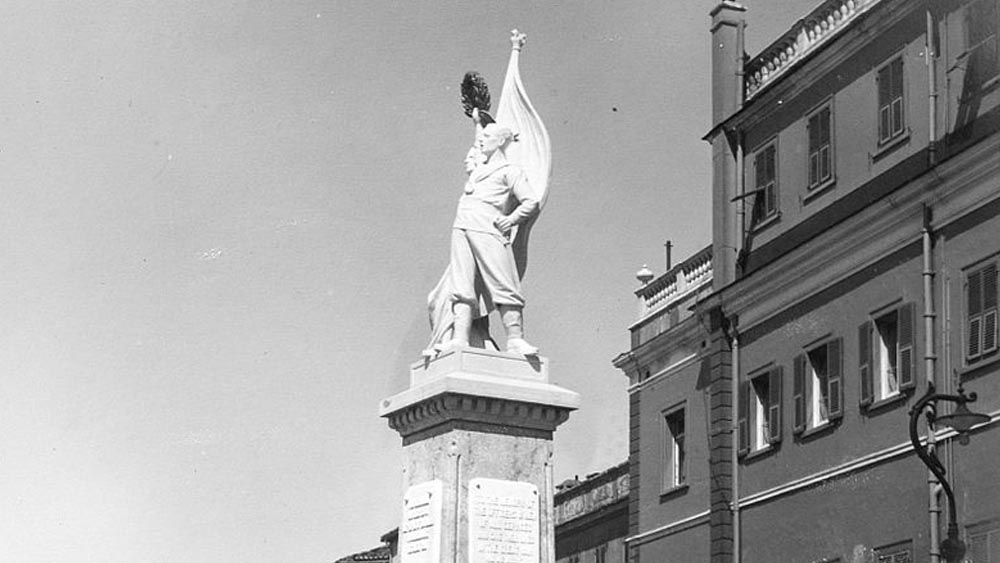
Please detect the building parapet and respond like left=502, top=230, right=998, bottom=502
left=634, top=245, right=712, bottom=324
left=744, top=0, right=882, bottom=100
left=553, top=461, right=629, bottom=527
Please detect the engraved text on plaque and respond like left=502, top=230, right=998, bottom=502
left=400, top=480, right=443, bottom=563
left=468, top=478, right=540, bottom=563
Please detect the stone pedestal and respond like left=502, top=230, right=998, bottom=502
left=380, top=347, right=579, bottom=563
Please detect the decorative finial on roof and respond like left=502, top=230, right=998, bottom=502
left=636, top=264, right=654, bottom=285
left=510, top=29, right=526, bottom=51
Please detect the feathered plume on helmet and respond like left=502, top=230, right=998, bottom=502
left=460, top=71, right=495, bottom=126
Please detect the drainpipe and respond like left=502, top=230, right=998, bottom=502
left=730, top=324, right=741, bottom=563
left=731, top=16, right=745, bottom=563
left=923, top=205, right=941, bottom=563
left=926, top=6, right=939, bottom=166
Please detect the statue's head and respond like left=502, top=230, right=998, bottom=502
left=478, top=123, right=515, bottom=157
left=463, top=146, right=485, bottom=174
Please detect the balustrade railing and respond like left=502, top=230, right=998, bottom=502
left=636, top=245, right=713, bottom=320
left=744, top=0, right=881, bottom=100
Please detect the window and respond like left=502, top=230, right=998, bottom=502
left=751, top=140, right=778, bottom=227
left=738, top=367, right=783, bottom=455
left=595, top=544, right=608, bottom=563
left=793, top=338, right=842, bottom=434
left=877, top=57, right=905, bottom=144
left=859, top=303, right=916, bottom=407
left=662, top=407, right=686, bottom=489
left=807, top=103, right=833, bottom=189
left=967, top=262, right=998, bottom=362
left=966, top=0, right=999, bottom=87
left=969, top=520, right=1000, bottom=563
left=875, top=541, right=912, bottom=563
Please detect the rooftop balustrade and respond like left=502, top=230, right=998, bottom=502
left=744, top=0, right=882, bottom=100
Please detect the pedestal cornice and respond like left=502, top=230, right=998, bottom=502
left=380, top=348, right=580, bottom=444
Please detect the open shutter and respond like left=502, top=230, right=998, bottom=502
left=859, top=321, right=873, bottom=407
left=768, top=367, right=783, bottom=444
left=898, top=303, right=916, bottom=390
left=983, top=264, right=998, bottom=354
left=793, top=355, right=806, bottom=434
left=827, top=339, right=843, bottom=420
left=969, top=269, right=984, bottom=358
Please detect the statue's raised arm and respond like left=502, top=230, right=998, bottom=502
left=422, top=30, right=552, bottom=359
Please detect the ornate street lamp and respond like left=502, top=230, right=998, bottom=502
left=908, top=381, right=990, bottom=563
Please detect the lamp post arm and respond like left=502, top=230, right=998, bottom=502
left=908, top=386, right=958, bottom=539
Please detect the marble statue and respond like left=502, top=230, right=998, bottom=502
left=423, top=30, right=552, bottom=358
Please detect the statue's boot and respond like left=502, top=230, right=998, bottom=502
left=500, top=305, right=538, bottom=356
left=443, top=302, right=473, bottom=350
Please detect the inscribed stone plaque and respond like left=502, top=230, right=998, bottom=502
left=468, top=478, right=540, bottom=563
left=400, top=480, right=443, bottom=563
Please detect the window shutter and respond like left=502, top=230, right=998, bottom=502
left=827, top=339, right=843, bottom=419
left=898, top=303, right=916, bottom=390
left=983, top=264, right=998, bottom=354
left=738, top=380, right=749, bottom=456
left=969, top=269, right=984, bottom=358
left=768, top=367, right=783, bottom=444
left=793, top=355, right=806, bottom=434
left=859, top=321, right=873, bottom=407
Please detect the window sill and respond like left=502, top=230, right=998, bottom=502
left=802, top=177, right=836, bottom=205
left=751, top=212, right=781, bottom=234
left=659, top=483, right=689, bottom=502
left=961, top=351, right=1000, bottom=381
left=742, top=443, right=778, bottom=463
left=796, top=419, right=839, bottom=441
left=862, top=391, right=909, bottom=415
left=871, top=129, right=911, bottom=163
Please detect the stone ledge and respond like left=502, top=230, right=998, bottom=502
left=381, top=350, right=580, bottom=440
left=410, top=346, right=550, bottom=387
left=383, top=391, right=576, bottom=442
left=381, top=370, right=580, bottom=418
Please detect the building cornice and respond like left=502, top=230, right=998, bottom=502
left=623, top=509, right=711, bottom=547
left=627, top=353, right=699, bottom=395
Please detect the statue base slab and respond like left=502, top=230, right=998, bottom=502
left=380, top=347, right=579, bottom=563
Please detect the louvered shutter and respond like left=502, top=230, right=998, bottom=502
left=793, top=355, right=806, bottom=434
left=969, top=269, right=984, bottom=358
left=738, top=380, right=749, bottom=456
left=983, top=264, right=998, bottom=354
left=768, top=367, right=783, bottom=444
left=898, top=303, right=916, bottom=389
left=859, top=321, right=873, bottom=407
left=898, top=303, right=916, bottom=390
left=827, top=339, right=843, bottom=420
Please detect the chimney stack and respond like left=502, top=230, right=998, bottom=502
left=707, top=2, right=746, bottom=288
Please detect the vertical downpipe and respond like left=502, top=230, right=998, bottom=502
left=730, top=329, right=741, bottom=563
left=731, top=16, right=745, bottom=563
left=734, top=19, right=746, bottom=265
left=923, top=205, right=941, bottom=563
left=927, top=7, right=939, bottom=166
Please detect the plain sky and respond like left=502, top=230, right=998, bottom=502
left=0, top=1, right=821, bottom=561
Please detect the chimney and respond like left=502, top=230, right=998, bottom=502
left=710, top=1, right=746, bottom=126
left=707, top=2, right=746, bottom=288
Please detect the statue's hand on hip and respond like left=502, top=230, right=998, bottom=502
left=493, top=215, right=514, bottom=236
